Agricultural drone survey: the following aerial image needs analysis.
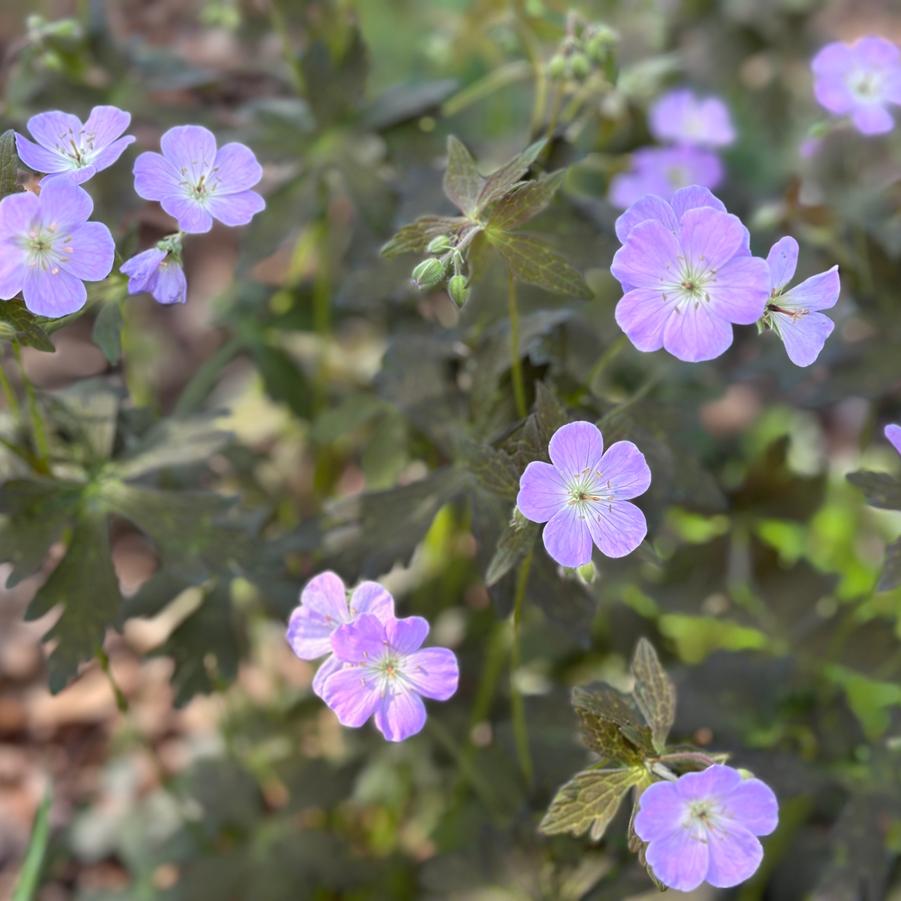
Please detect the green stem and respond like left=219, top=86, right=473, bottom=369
left=587, top=333, right=627, bottom=394
left=174, top=335, right=243, bottom=416
left=0, top=357, right=21, bottom=420
left=313, top=221, right=332, bottom=414
left=510, top=548, right=534, bottom=786
left=507, top=271, right=527, bottom=419
left=12, top=344, right=50, bottom=471
left=96, top=647, right=129, bottom=714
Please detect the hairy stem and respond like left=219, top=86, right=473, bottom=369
left=507, top=270, right=527, bottom=419
left=12, top=343, right=50, bottom=472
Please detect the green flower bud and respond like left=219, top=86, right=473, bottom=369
left=547, top=54, right=567, bottom=80
left=569, top=53, right=590, bottom=80
left=411, top=257, right=446, bottom=290
left=447, top=274, right=470, bottom=307
left=576, top=561, right=598, bottom=584
left=426, top=234, right=453, bottom=254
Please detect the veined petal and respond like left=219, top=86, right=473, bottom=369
left=705, top=825, right=764, bottom=888
left=615, top=287, right=672, bottom=353
left=707, top=256, right=770, bottom=325
left=151, top=260, right=187, bottom=305
left=286, top=605, right=334, bottom=660
left=670, top=185, right=726, bottom=221
left=121, top=248, right=166, bottom=293
left=614, top=194, right=678, bottom=243
left=724, top=778, right=779, bottom=836
left=0, top=244, right=27, bottom=299
left=766, top=236, right=799, bottom=292
left=311, top=654, right=343, bottom=699
left=0, top=191, right=40, bottom=235
left=300, top=571, right=348, bottom=622
left=26, top=110, right=83, bottom=151
left=14, top=135, right=71, bottom=174
left=542, top=505, right=592, bottom=567
left=133, top=151, right=181, bottom=201
left=386, top=615, right=429, bottom=655
left=663, top=303, right=734, bottom=362
left=548, top=421, right=604, bottom=480
left=645, top=827, right=709, bottom=892
left=22, top=267, right=86, bottom=317
left=38, top=178, right=93, bottom=228
left=374, top=688, right=426, bottom=741
left=517, top=460, right=567, bottom=523
left=679, top=207, right=746, bottom=272
left=82, top=105, right=131, bottom=147
left=160, top=124, right=217, bottom=180
left=91, top=136, right=136, bottom=173
left=320, top=666, right=382, bottom=728
left=585, top=499, right=647, bottom=558
left=780, top=266, right=840, bottom=312
left=213, top=142, right=263, bottom=193
left=598, top=441, right=652, bottom=500
left=206, top=190, right=265, bottom=227
left=404, top=647, right=459, bottom=701
left=634, top=781, right=686, bottom=843
left=611, top=219, right=682, bottom=290
left=675, top=764, right=741, bottom=800
left=331, top=613, right=387, bottom=665
left=349, top=581, right=395, bottom=621
left=63, top=222, right=115, bottom=281
left=161, top=195, right=214, bottom=234
left=773, top=310, right=834, bottom=367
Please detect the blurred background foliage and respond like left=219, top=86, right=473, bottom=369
left=0, top=0, right=899, bottom=898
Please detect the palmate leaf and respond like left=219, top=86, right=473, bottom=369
left=482, top=170, right=565, bottom=231
left=572, top=683, right=655, bottom=762
left=630, top=638, right=676, bottom=753
left=485, top=517, right=537, bottom=586
left=0, top=300, right=55, bottom=352
left=476, top=139, right=546, bottom=210
left=460, top=439, right=521, bottom=500
left=486, top=231, right=591, bottom=298
left=846, top=470, right=901, bottom=510
left=878, top=537, right=901, bottom=591
left=0, top=129, right=18, bottom=199
left=443, top=136, right=482, bottom=216
left=380, top=215, right=467, bottom=258
left=539, top=765, right=645, bottom=840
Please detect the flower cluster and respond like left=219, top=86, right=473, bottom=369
left=286, top=572, right=459, bottom=742
left=609, top=88, right=734, bottom=209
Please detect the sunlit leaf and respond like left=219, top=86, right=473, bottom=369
left=380, top=215, right=466, bottom=258
left=477, top=139, right=546, bottom=211
left=630, top=638, right=676, bottom=753
left=878, top=537, right=901, bottom=591
left=482, top=170, right=565, bottom=231
left=0, top=129, right=18, bottom=199
left=485, top=517, right=537, bottom=586
left=846, top=470, right=901, bottom=511
left=572, top=683, right=655, bottom=758
left=0, top=300, right=55, bottom=353
left=486, top=231, right=591, bottom=298
left=443, top=136, right=483, bottom=216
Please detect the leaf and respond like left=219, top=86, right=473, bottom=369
left=0, top=301, right=55, bottom=352
left=572, top=683, right=655, bottom=759
left=250, top=341, right=313, bottom=420
left=459, top=439, right=521, bottom=500
left=486, top=232, right=591, bottom=298
left=115, top=414, right=230, bottom=479
left=539, top=766, right=644, bottom=840
left=476, top=139, right=546, bottom=211
left=0, top=129, right=18, bottom=199
left=630, top=638, right=676, bottom=753
left=12, top=785, right=52, bottom=901
left=91, top=301, right=123, bottom=364
left=846, top=470, right=901, bottom=510
left=533, top=381, right=569, bottom=446
left=46, top=378, right=121, bottom=462
left=26, top=514, right=122, bottom=693
left=443, top=136, right=483, bottom=216
left=878, top=536, right=901, bottom=591
left=482, top=170, right=565, bottom=231
left=299, top=27, right=368, bottom=126
left=485, top=518, right=537, bottom=586
left=362, top=79, right=457, bottom=130
left=380, top=215, right=465, bottom=258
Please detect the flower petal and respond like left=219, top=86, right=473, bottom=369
left=517, top=460, right=567, bottom=523
left=152, top=260, right=187, bottom=305
left=83, top=105, right=131, bottom=147
left=386, top=615, right=429, bottom=654
left=160, top=195, right=214, bottom=234
left=705, top=824, right=764, bottom=888
left=634, top=781, right=685, bottom=843
left=542, top=505, right=593, bottom=568
left=160, top=124, right=218, bottom=180
left=404, top=647, right=459, bottom=701
left=780, top=266, right=840, bottom=312
left=0, top=191, right=40, bottom=234
left=22, top=267, right=86, bottom=317
left=724, top=777, right=779, bottom=836
left=91, top=135, right=136, bottom=173
left=645, top=826, right=710, bottom=892
left=707, top=256, right=771, bottom=325
left=680, top=207, right=747, bottom=272
left=26, top=111, right=83, bottom=151
left=320, top=666, right=382, bottom=728
left=63, top=222, right=115, bottom=281
left=670, top=185, right=726, bottom=221
left=38, top=178, right=93, bottom=228
left=585, top=499, right=647, bottom=558
left=374, top=688, right=427, bottom=741
left=121, top=248, right=166, bottom=293
left=598, top=441, right=652, bottom=500
left=350, top=582, right=395, bottom=621
left=851, top=105, right=894, bottom=135
left=548, top=421, right=604, bottom=480
left=14, top=135, right=70, bottom=174
left=286, top=605, right=336, bottom=660
left=311, top=654, right=343, bottom=699
left=0, top=244, right=27, bottom=299
left=766, top=236, right=799, bottom=292
left=615, top=287, right=672, bottom=352
left=663, top=303, right=734, bottom=362
left=133, top=151, right=181, bottom=201
left=884, top=423, right=901, bottom=455
left=301, top=571, right=348, bottom=619
left=213, top=142, right=263, bottom=193
left=611, top=219, right=682, bottom=290
left=675, top=764, right=741, bottom=800
left=206, top=190, right=266, bottom=227
left=614, top=194, right=678, bottom=243
left=773, top=310, right=834, bottom=367
left=812, top=43, right=856, bottom=114
left=331, top=613, right=386, bottom=664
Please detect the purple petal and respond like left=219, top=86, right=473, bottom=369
left=542, top=505, right=592, bottom=567
left=708, top=256, right=771, bottom=325
left=161, top=196, right=214, bottom=234
left=611, top=219, right=681, bottom=290
left=548, top=421, right=604, bottom=480
left=0, top=245, right=27, bottom=299
left=91, top=135, right=136, bottom=173
left=286, top=571, right=348, bottom=659
left=598, top=441, right=652, bottom=499
left=585, top=499, right=647, bottom=558
left=386, top=615, right=429, bottom=654
left=614, top=194, right=678, bottom=243
left=404, top=647, right=459, bottom=701
left=766, top=236, right=799, bottom=292
left=0, top=191, right=40, bottom=234
left=650, top=89, right=735, bottom=148
left=773, top=310, right=834, bottom=367
left=152, top=260, right=187, bottom=305
left=42, top=166, right=96, bottom=186
left=724, top=778, right=779, bottom=836
left=160, top=124, right=217, bottom=180
left=320, top=666, right=381, bottom=728
left=82, top=105, right=131, bottom=147
left=884, top=424, right=901, bottom=455
left=207, top=190, right=266, bottom=227
left=14, top=135, right=70, bottom=174
left=311, top=654, right=342, bottom=699
left=645, top=826, right=709, bottom=892
left=331, top=613, right=386, bottom=664
left=705, top=824, right=764, bottom=888
left=349, top=581, right=395, bottom=621
left=781, top=266, right=840, bottom=312
left=121, top=248, right=166, bottom=293
left=680, top=208, right=747, bottom=272
left=213, top=142, right=263, bottom=193
left=670, top=185, right=726, bottom=221
left=374, top=688, right=426, bottom=741
left=675, top=764, right=741, bottom=800
left=301, top=571, right=348, bottom=620
left=22, top=267, right=86, bottom=317
left=62, top=222, right=114, bottom=281
left=634, top=781, right=685, bottom=842
left=38, top=178, right=93, bottom=228
left=517, top=460, right=567, bottom=523
left=26, top=111, right=83, bottom=150
left=854, top=36, right=900, bottom=67
left=851, top=105, right=894, bottom=135
left=663, top=304, right=734, bottom=362
left=812, top=44, right=856, bottom=114
left=133, top=151, right=181, bottom=201
left=615, top=287, right=671, bottom=352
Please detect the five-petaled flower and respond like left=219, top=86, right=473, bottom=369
left=812, top=35, right=901, bottom=135
left=517, top=421, right=651, bottom=568
left=762, top=236, right=840, bottom=367
left=286, top=571, right=394, bottom=698
left=611, top=186, right=769, bottom=362
left=885, top=423, right=901, bottom=456
left=321, top=612, right=459, bottom=742
left=0, top=179, right=115, bottom=317
left=133, top=125, right=265, bottom=234
left=120, top=240, right=188, bottom=306
left=634, top=764, right=779, bottom=892
left=649, top=89, right=736, bottom=148
left=608, top=146, right=722, bottom=210
left=15, top=106, right=135, bottom=184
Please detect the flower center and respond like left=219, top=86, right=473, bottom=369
left=682, top=797, right=726, bottom=839
left=848, top=69, right=884, bottom=103
left=662, top=258, right=714, bottom=308
left=566, top=469, right=612, bottom=513
left=21, top=226, right=70, bottom=271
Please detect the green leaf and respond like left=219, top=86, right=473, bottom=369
left=572, top=683, right=655, bottom=759
left=380, top=215, right=466, bottom=258
left=485, top=518, right=537, bottom=586
left=443, top=136, right=483, bottom=216
left=0, top=129, right=18, bottom=200
left=12, top=785, right=52, bottom=901
left=482, top=170, right=565, bottom=231
left=250, top=342, right=313, bottom=419
left=486, top=231, right=591, bottom=298
left=459, top=439, right=521, bottom=500
left=846, top=470, right=901, bottom=510
left=630, top=638, right=676, bottom=753
left=46, top=378, right=120, bottom=462
left=115, top=414, right=230, bottom=479
left=91, top=301, right=123, bottom=364
left=539, top=766, right=644, bottom=840
left=0, top=301, right=55, bottom=352
left=533, top=381, right=569, bottom=447
left=26, top=514, right=122, bottom=693
left=878, top=536, right=901, bottom=591
left=476, top=139, right=546, bottom=211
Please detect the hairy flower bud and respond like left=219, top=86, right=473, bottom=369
left=411, top=257, right=446, bottom=290
left=547, top=54, right=567, bottom=80
left=447, top=274, right=470, bottom=307
left=569, top=52, right=590, bottom=80
left=426, top=234, right=453, bottom=254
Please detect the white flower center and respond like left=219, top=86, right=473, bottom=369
left=660, top=257, right=715, bottom=309
left=54, top=128, right=99, bottom=169
left=847, top=68, right=885, bottom=104
left=20, top=225, right=72, bottom=272
left=566, top=468, right=613, bottom=517
left=682, top=797, right=726, bottom=839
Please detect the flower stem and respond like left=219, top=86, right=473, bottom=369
left=0, top=356, right=21, bottom=420
left=506, top=270, right=527, bottom=419
left=12, top=343, right=50, bottom=471
left=96, top=647, right=129, bottom=714
left=510, top=547, right=533, bottom=786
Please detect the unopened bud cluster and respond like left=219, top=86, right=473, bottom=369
left=410, top=234, right=471, bottom=306
left=547, top=17, right=618, bottom=83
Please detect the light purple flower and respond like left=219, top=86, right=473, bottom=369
left=517, top=421, right=651, bottom=568
left=286, top=571, right=394, bottom=698
left=649, top=89, right=736, bottom=148
left=634, top=765, right=779, bottom=892
left=812, top=36, right=901, bottom=135
left=762, top=236, right=840, bottom=367
left=611, top=187, right=769, bottom=362
left=608, top=146, right=723, bottom=210
left=15, top=106, right=135, bottom=184
left=885, top=424, right=901, bottom=455
left=321, top=612, right=459, bottom=742
left=133, top=125, right=265, bottom=234
left=0, top=180, right=114, bottom=317
left=120, top=246, right=187, bottom=305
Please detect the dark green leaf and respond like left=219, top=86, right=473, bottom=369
left=482, top=170, right=565, bottom=231
left=251, top=342, right=313, bottom=419
left=362, top=79, right=457, bottom=130
left=46, top=378, right=120, bottom=461
left=846, top=470, right=901, bottom=510
left=443, top=136, right=483, bottom=216
left=630, top=638, right=676, bottom=753
left=459, top=439, right=521, bottom=500
left=486, top=232, right=591, bottom=298
left=0, top=301, right=55, bottom=352
left=476, top=139, right=546, bottom=211
left=91, top=301, right=123, bottom=365
left=878, top=536, right=901, bottom=591
left=572, top=683, right=655, bottom=758
left=539, top=766, right=644, bottom=840
left=533, top=381, right=569, bottom=446
left=0, top=129, right=18, bottom=199
left=299, top=27, right=368, bottom=126
left=485, top=518, right=537, bottom=586
left=380, top=215, right=466, bottom=258
left=115, top=414, right=230, bottom=479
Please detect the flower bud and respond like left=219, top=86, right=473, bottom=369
left=447, top=274, right=470, bottom=307
left=411, top=257, right=446, bottom=290
left=547, top=54, right=567, bottom=80
left=426, top=234, right=453, bottom=254
left=569, top=52, right=590, bottom=80
left=576, top=561, right=598, bottom=584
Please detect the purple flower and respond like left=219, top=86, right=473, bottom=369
left=812, top=36, right=901, bottom=135
left=635, top=765, right=779, bottom=892
left=608, top=146, right=723, bottom=210
left=0, top=180, right=114, bottom=317
left=286, top=571, right=394, bottom=698
left=321, top=612, right=459, bottom=742
left=649, top=89, right=736, bottom=148
left=517, top=421, right=651, bottom=568
left=762, top=236, right=840, bottom=367
left=133, top=125, right=265, bottom=234
left=885, top=423, right=901, bottom=455
left=120, top=246, right=187, bottom=305
left=15, top=106, right=135, bottom=184
left=611, top=187, right=769, bottom=362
